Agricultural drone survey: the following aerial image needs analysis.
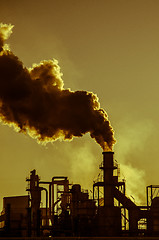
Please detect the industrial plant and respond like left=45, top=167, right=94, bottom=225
left=0, top=151, right=158, bottom=238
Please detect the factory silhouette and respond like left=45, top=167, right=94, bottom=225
left=0, top=151, right=158, bottom=238
left=1, top=23, right=159, bottom=238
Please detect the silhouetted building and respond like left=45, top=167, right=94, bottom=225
left=0, top=151, right=159, bottom=237
left=0, top=196, right=29, bottom=237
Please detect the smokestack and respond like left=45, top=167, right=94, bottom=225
left=102, top=151, right=114, bottom=207
left=0, top=23, right=116, bottom=150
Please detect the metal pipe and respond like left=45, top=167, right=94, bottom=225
left=102, top=151, right=114, bottom=207
left=52, top=179, right=54, bottom=224
left=49, top=183, right=52, bottom=219
left=146, top=186, right=149, bottom=207
left=39, top=181, right=52, bottom=222
left=41, top=187, right=48, bottom=226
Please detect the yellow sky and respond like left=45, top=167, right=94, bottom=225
left=0, top=0, right=159, bottom=208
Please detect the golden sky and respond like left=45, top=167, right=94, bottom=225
left=0, top=0, right=159, bottom=208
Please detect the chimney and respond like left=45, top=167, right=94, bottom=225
left=102, top=151, right=114, bottom=207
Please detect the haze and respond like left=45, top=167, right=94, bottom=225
left=0, top=0, right=158, bottom=208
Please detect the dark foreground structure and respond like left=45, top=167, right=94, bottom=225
left=0, top=152, right=159, bottom=238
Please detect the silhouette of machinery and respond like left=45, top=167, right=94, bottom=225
left=0, top=151, right=159, bottom=237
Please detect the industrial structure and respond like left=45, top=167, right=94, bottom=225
left=0, top=151, right=159, bottom=237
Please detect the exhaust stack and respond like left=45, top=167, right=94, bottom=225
left=102, top=151, right=114, bottom=207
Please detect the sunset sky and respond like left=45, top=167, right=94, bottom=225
left=0, top=0, right=159, bottom=208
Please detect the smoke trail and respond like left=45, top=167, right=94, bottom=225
left=0, top=23, right=115, bottom=150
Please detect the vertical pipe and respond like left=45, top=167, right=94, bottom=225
left=49, top=184, right=52, bottom=219
left=146, top=186, right=149, bottom=207
left=52, top=179, right=54, bottom=224
left=37, top=209, right=41, bottom=237
left=42, top=188, right=48, bottom=226
left=102, top=151, right=114, bottom=207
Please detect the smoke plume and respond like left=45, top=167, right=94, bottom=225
left=0, top=23, right=115, bottom=150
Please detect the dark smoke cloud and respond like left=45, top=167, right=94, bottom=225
left=0, top=23, right=115, bottom=150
